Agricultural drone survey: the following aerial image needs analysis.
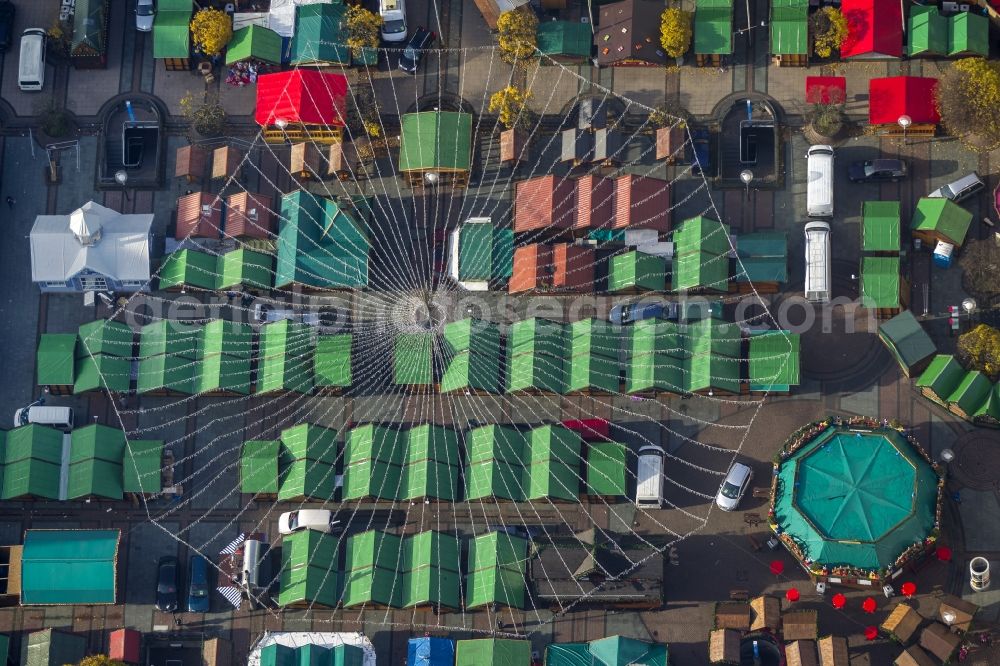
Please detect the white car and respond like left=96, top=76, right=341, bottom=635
left=136, top=0, right=155, bottom=32
left=278, top=510, right=339, bottom=535
left=379, top=0, right=407, bottom=42
left=715, top=462, right=753, bottom=511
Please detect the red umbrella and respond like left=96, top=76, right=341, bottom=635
left=901, top=582, right=916, bottom=598
left=864, top=626, right=879, bottom=641
left=769, top=560, right=784, bottom=576
left=785, top=588, right=800, bottom=602
left=936, top=546, right=953, bottom=562
left=832, top=593, right=846, bottom=609
left=862, top=597, right=877, bottom=613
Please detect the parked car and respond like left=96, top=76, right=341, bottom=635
left=252, top=303, right=341, bottom=328
left=156, top=556, right=180, bottom=612
left=398, top=26, right=435, bottom=74
left=135, top=0, right=155, bottom=32
left=609, top=301, right=678, bottom=325
left=715, top=462, right=753, bottom=511
left=0, top=1, right=16, bottom=52
left=186, top=554, right=210, bottom=612
left=379, top=0, right=407, bottom=42
left=278, top=510, right=340, bottom=535
left=928, top=172, right=985, bottom=203
left=848, top=159, right=907, bottom=183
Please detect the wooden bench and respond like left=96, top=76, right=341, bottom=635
left=730, top=589, right=750, bottom=601
left=744, top=512, right=762, bottom=526
left=753, top=486, right=770, bottom=499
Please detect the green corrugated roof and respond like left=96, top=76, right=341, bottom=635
left=861, top=256, right=900, bottom=309
left=342, top=459, right=403, bottom=500
left=403, top=564, right=462, bottom=608
left=139, top=320, right=200, bottom=359
left=878, top=311, right=936, bottom=372
left=21, top=530, right=119, bottom=604
left=345, top=530, right=402, bottom=571
left=399, top=112, right=473, bottom=172
left=137, top=354, right=196, bottom=394
left=291, top=2, right=350, bottom=65
left=158, top=249, right=218, bottom=291
left=912, top=198, right=974, bottom=247
left=240, top=439, right=281, bottom=494
left=586, top=442, right=628, bottom=496
left=862, top=201, right=901, bottom=252
left=748, top=331, right=800, bottom=390
left=458, top=223, right=514, bottom=282
left=915, top=354, right=965, bottom=402
left=199, top=319, right=252, bottom=359
left=773, top=427, right=939, bottom=572
left=770, top=0, right=808, bottom=55
left=195, top=353, right=252, bottom=393
left=537, top=21, right=593, bottom=58
left=74, top=354, right=131, bottom=394
left=37, top=334, right=77, bottom=386
left=279, top=458, right=336, bottom=500
left=69, top=424, right=124, bottom=463
left=226, top=24, right=283, bottom=65
left=314, top=334, right=352, bottom=387
left=908, top=6, right=947, bottom=56
left=122, top=440, right=163, bottom=494
left=77, top=319, right=133, bottom=357
left=66, top=458, right=122, bottom=500
left=276, top=192, right=371, bottom=289
left=949, top=11, right=989, bottom=56
left=216, top=248, right=274, bottom=290
left=456, top=640, right=531, bottom=666
left=24, top=630, right=86, bottom=666
left=466, top=425, right=525, bottom=464
left=152, top=10, right=191, bottom=59
left=694, top=0, right=733, bottom=55
left=395, top=332, right=435, bottom=385
left=627, top=352, right=684, bottom=393
left=465, top=459, right=524, bottom=501
left=589, top=637, right=669, bottom=666
left=947, top=370, right=993, bottom=414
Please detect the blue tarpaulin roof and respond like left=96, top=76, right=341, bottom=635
left=408, top=638, right=456, bottom=666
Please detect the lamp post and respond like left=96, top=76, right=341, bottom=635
left=424, top=172, right=440, bottom=187
left=275, top=118, right=288, bottom=130
left=897, top=115, right=912, bottom=145
left=114, top=169, right=130, bottom=202
left=740, top=169, right=754, bottom=199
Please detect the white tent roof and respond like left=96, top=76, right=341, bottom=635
left=268, top=0, right=329, bottom=37
left=30, top=201, right=154, bottom=284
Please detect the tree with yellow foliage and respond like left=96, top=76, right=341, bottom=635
left=190, top=8, right=233, bottom=57
left=496, top=9, right=538, bottom=66
left=77, top=656, right=126, bottom=666
left=937, top=58, right=1000, bottom=151
left=958, top=324, right=1000, bottom=381
left=346, top=5, right=383, bottom=59
left=811, top=7, right=847, bottom=59
left=489, top=86, right=533, bottom=129
left=659, top=8, right=692, bottom=59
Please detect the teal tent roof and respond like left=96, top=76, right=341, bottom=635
left=399, top=112, right=473, bottom=172
left=21, top=529, right=119, bottom=604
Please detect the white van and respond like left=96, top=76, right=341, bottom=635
left=13, top=405, right=74, bottom=430
left=18, top=29, right=47, bottom=92
left=635, top=445, right=665, bottom=508
left=379, top=0, right=407, bottom=42
left=806, top=145, right=834, bottom=218
left=804, top=221, right=832, bottom=304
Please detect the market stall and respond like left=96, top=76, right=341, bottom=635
left=225, top=24, right=282, bottom=86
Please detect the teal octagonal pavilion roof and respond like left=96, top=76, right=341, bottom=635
left=773, top=425, right=940, bottom=573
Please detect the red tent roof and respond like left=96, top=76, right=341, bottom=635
left=841, top=0, right=902, bottom=58
left=805, top=76, right=846, bottom=104
left=869, top=77, right=940, bottom=125
left=255, top=70, right=348, bottom=127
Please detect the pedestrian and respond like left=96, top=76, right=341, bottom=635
left=5, top=196, right=14, bottom=209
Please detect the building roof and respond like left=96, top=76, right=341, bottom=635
left=290, top=2, right=350, bottom=65
left=862, top=201, right=901, bottom=252
left=841, top=0, right=903, bottom=58
left=30, top=201, right=153, bottom=284
left=314, top=334, right=352, bottom=388
left=158, top=249, right=218, bottom=291
left=456, top=641, right=531, bottom=666
left=277, top=530, right=339, bottom=607
left=21, top=529, right=119, bottom=604
left=773, top=426, right=939, bottom=572
left=694, top=0, right=734, bottom=55
left=907, top=6, right=947, bottom=56
left=399, top=112, right=473, bottom=172
left=805, top=76, right=847, bottom=104
left=586, top=442, right=628, bottom=496
left=736, top=231, right=787, bottom=284
left=911, top=198, right=973, bottom=247
left=609, top=251, right=666, bottom=292
left=588, top=637, right=668, bottom=666
left=860, top=256, right=900, bottom=309
left=878, top=311, right=936, bottom=372
left=78, top=319, right=134, bottom=357
left=24, top=629, right=87, bottom=666
left=595, top=0, right=669, bottom=66
left=749, top=331, right=800, bottom=390
left=869, top=77, right=940, bottom=125
left=948, top=11, right=989, bottom=56
left=408, top=638, right=455, bottom=666
left=395, top=332, right=435, bottom=385
left=122, top=440, right=163, bottom=494
left=73, top=354, right=131, bottom=394
left=255, top=70, right=348, bottom=127
left=226, top=24, right=283, bottom=65
left=455, top=221, right=513, bottom=282
left=882, top=603, right=923, bottom=643
left=915, top=354, right=965, bottom=400
left=2, top=425, right=63, bottom=499
left=946, top=370, right=992, bottom=414
left=152, top=8, right=191, bottom=59
left=770, top=0, right=809, bottom=55
left=537, top=21, right=592, bottom=58
left=37, top=334, right=77, bottom=386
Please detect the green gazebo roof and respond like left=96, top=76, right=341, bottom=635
left=37, top=334, right=77, bottom=386
left=862, top=201, right=901, bottom=252
left=290, top=2, right=349, bottom=65
left=399, top=112, right=473, bottom=172
left=915, top=354, right=965, bottom=402
left=748, top=331, right=800, bottom=391
left=770, top=0, right=808, bottom=55
left=537, top=21, right=593, bottom=59
left=860, top=256, right=900, bottom=309
left=694, top=0, right=734, bottom=55
left=226, top=24, right=283, bottom=65
left=152, top=9, right=191, bottom=59
left=773, top=426, right=940, bottom=573
left=908, top=6, right=947, bottom=56
left=912, top=197, right=973, bottom=247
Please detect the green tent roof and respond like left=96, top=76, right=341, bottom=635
left=21, top=529, right=119, bottom=604
left=195, top=353, right=252, bottom=394
left=2, top=425, right=63, bottom=499
left=686, top=351, right=741, bottom=393
left=342, top=565, right=401, bottom=607
left=912, top=197, right=973, bottom=247
left=770, top=0, right=808, bottom=55
left=441, top=350, right=502, bottom=393
left=773, top=426, right=939, bottom=572
left=523, top=459, right=579, bottom=501
left=465, top=459, right=524, bottom=501
left=862, top=201, right=901, bottom=252
left=685, top=317, right=742, bottom=360
left=198, top=319, right=253, bottom=359
left=278, top=531, right=339, bottom=607
left=736, top=232, right=788, bottom=284
left=694, top=0, right=734, bottom=55
left=403, top=564, right=462, bottom=608
left=226, top=24, right=283, bottom=65
left=402, top=530, right=462, bottom=572
left=258, top=353, right=315, bottom=394
left=466, top=425, right=525, bottom=464
left=399, top=112, right=473, bottom=172
left=66, top=458, right=122, bottom=500
left=314, top=334, right=352, bottom=387
left=589, top=637, right=668, bottom=666
left=37, top=334, right=77, bottom=386
left=628, top=319, right=683, bottom=357
left=861, top=256, right=900, bottom=309
left=915, top=354, right=965, bottom=402
left=158, top=249, right=218, bottom=291
left=345, top=530, right=402, bottom=571
left=69, top=424, right=124, bottom=463
left=406, top=424, right=459, bottom=464
left=878, top=311, right=936, bottom=373
left=673, top=216, right=731, bottom=290
left=907, top=6, right=947, bottom=56
left=528, top=425, right=582, bottom=464
left=395, top=332, right=434, bottom=385
left=24, top=630, right=86, bottom=666
left=77, top=319, right=133, bottom=357
left=564, top=352, right=620, bottom=393
left=346, top=424, right=404, bottom=466
left=947, top=370, right=993, bottom=414
left=469, top=531, right=528, bottom=573
left=260, top=319, right=315, bottom=358
left=949, top=11, right=989, bottom=56
left=586, top=442, right=628, bottom=496
left=342, top=459, right=403, bottom=500
left=216, top=248, right=274, bottom=290
left=74, top=354, right=131, bottom=394
left=240, top=440, right=281, bottom=494
left=567, top=319, right=619, bottom=360
left=152, top=10, right=191, bottom=59
left=627, top=352, right=685, bottom=393
left=456, top=640, right=531, bottom=666
left=973, top=383, right=1000, bottom=423
left=139, top=320, right=200, bottom=359
left=508, top=349, right=564, bottom=393
left=609, top=251, right=666, bottom=292
left=537, top=21, right=593, bottom=58
left=3, top=425, right=62, bottom=466
left=122, top=440, right=164, bottom=494
left=137, top=354, right=196, bottom=394
left=290, top=2, right=350, bottom=65
left=509, top=318, right=565, bottom=357
left=465, top=564, right=527, bottom=608
left=282, top=423, right=337, bottom=463
left=748, top=331, right=800, bottom=391
left=457, top=223, right=514, bottom=282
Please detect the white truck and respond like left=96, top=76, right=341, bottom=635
left=804, top=221, right=832, bottom=304
left=635, top=445, right=666, bottom=508
left=13, top=405, right=74, bottom=430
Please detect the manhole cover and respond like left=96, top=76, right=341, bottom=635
left=952, top=431, right=1000, bottom=490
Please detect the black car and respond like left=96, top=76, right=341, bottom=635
left=0, top=1, right=16, bottom=52
left=848, top=159, right=907, bottom=183
left=156, top=556, right=180, bottom=612
left=398, top=27, right=435, bottom=74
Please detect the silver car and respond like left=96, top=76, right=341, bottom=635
left=136, top=0, right=155, bottom=32
left=715, top=462, right=753, bottom=511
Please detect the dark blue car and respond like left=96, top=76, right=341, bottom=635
left=187, top=554, right=210, bottom=613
